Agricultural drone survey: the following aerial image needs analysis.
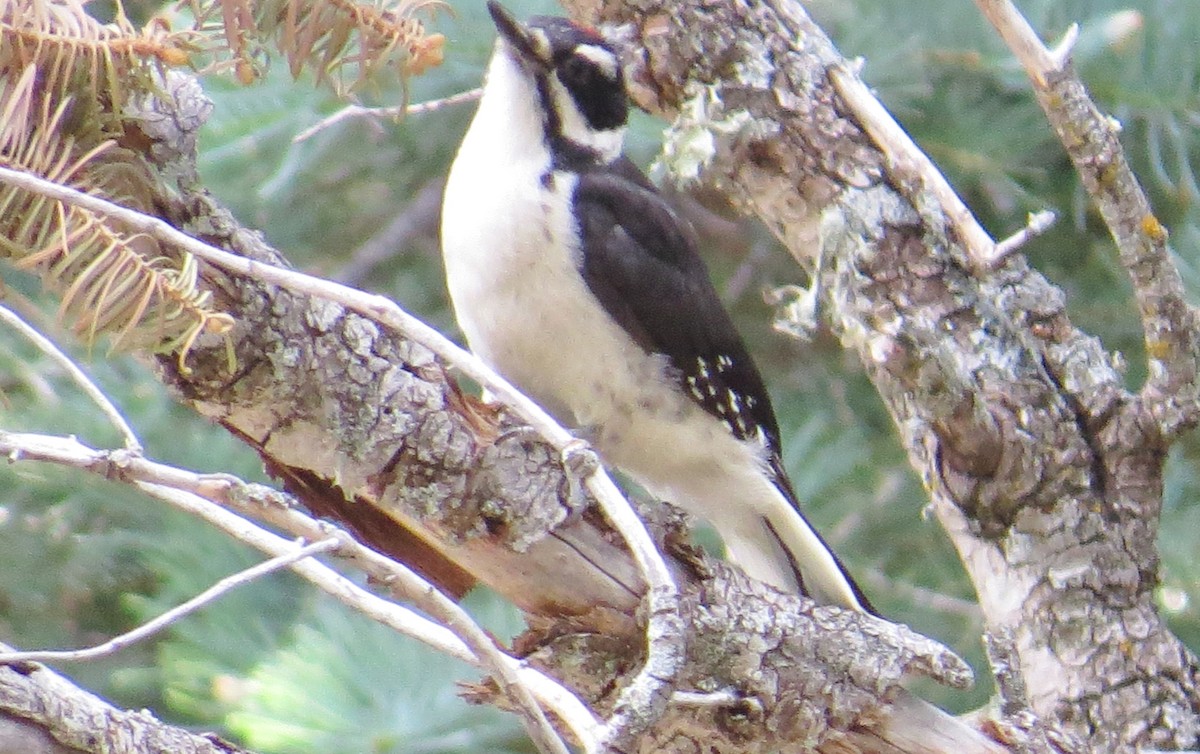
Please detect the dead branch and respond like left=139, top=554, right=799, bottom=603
left=972, top=0, right=1200, bottom=437
left=0, top=430, right=599, bottom=753
left=570, top=0, right=1200, bottom=748
left=0, top=640, right=251, bottom=754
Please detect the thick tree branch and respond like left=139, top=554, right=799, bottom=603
left=0, top=429, right=977, bottom=754
left=0, top=431, right=599, bottom=753
left=569, top=0, right=1200, bottom=749
left=0, top=52, right=998, bottom=754
left=972, top=0, right=1200, bottom=437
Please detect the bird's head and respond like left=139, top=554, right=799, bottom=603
left=485, top=1, right=627, bottom=164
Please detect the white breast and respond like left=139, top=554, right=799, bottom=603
left=442, top=48, right=672, bottom=428
left=440, top=48, right=789, bottom=587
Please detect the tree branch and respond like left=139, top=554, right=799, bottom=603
left=972, top=0, right=1200, bottom=438
left=572, top=0, right=1200, bottom=748
left=0, top=640, right=251, bottom=754
left=0, top=430, right=600, bottom=753
left=0, top=428, right=980, bottom=754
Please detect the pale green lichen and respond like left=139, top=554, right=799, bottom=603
left=654, top=83, right=752, bottom=185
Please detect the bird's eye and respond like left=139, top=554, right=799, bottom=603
left=554, top=43, right=627, bottom=130
left=559, top=56, right=598, bottom=89
left=561, top=43, right=619, bottom=85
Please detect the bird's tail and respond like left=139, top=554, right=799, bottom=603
left=734, top=456, right=877, bottom=614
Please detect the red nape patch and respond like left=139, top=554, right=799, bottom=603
left=569, top=21, right=605, bottom=44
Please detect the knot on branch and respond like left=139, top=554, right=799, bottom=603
left=933, top=392, right=1004, bottom=480
left=661, top=568, right=973, bottom=751
left=463, top=425, right=573, bottom=551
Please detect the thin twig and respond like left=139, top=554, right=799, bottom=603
left=0, top=638, right=253, bottom=754
left=0, top=303, right=141, bottom=452
left=0, top=429, right=599, bottom=752
left=0, top=537, right=339, bottom=664
left=293, top=88, right=483, bottom=142
left=127, top=483, right=573, bottom=754
left=990, top=210, right=1057, bottom=265
left=972, top=0, right=1200, bottom=435
left=859, top=568, right=982, bottom=621
left=0, top=163, right=683, bottom=751
left=673, top=689, right=746, bottom=708
left=828, top=65, right=997, bottom=270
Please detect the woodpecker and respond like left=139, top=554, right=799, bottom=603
left=441, top=2, right=873, bottom=613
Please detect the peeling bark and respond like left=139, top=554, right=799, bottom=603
left=566, top=0, right=1200, bottom=749
left=4, top=0, right=1198, bottom=752
left=113, top=67, right=989, bottom=754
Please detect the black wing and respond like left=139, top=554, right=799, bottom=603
left=572, top=160, right=782, bottom=454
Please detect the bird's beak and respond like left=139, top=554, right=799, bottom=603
left=487, top=1, right=549, bottom=69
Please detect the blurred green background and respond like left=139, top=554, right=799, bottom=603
left=2, top=0, right=1198, bottom=751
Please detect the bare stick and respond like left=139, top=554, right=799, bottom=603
left=828, top=65, right=997, bottom=269
left=293, top=88, right=483, bottom=142
left=991, top=210, right=1056, bottom=264
left=0, top=303, right=141, bottom=452
left=973, top=0, right=1200, bottom=434
left=0, top=163, right=683, bottom=749
left=0, top=537, right=339, bottom=664
left=859, top=568, right=982, bottom=621
left=127, top=483, right=573, bottom=754
left=0, top=429, right=600, bottom=752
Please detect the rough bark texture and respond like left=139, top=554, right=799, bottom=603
left=0, top=651, right=247, bottom=754
left=5, top=0, right=1200, bottom=752
left=114, top=68, right=986, bottom=754
left=559, top=0, right=1200, bottom=749
left=517, top=565, right=977, bottom=754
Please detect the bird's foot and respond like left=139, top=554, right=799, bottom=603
left=559, top=434, right=602, bottom=517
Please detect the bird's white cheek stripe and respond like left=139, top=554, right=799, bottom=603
left=551, top=81, right=624, bottom=161
left=573, top=43, right=619, bottom=80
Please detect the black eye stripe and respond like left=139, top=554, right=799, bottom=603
left=555, top=51, right=609, bottom=78
left=526, top=16, right=628, bottom=148
left=560, top=57, right=599, bottom=88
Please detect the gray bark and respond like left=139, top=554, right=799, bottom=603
left=4, top=0, right=1199, bottom=752
left=0, top=646, right=248, bottom=754
left=561, top=0, right=1200, bottom=749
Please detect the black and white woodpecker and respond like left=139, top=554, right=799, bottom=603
left=441, top=2, right=873, bottom=613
